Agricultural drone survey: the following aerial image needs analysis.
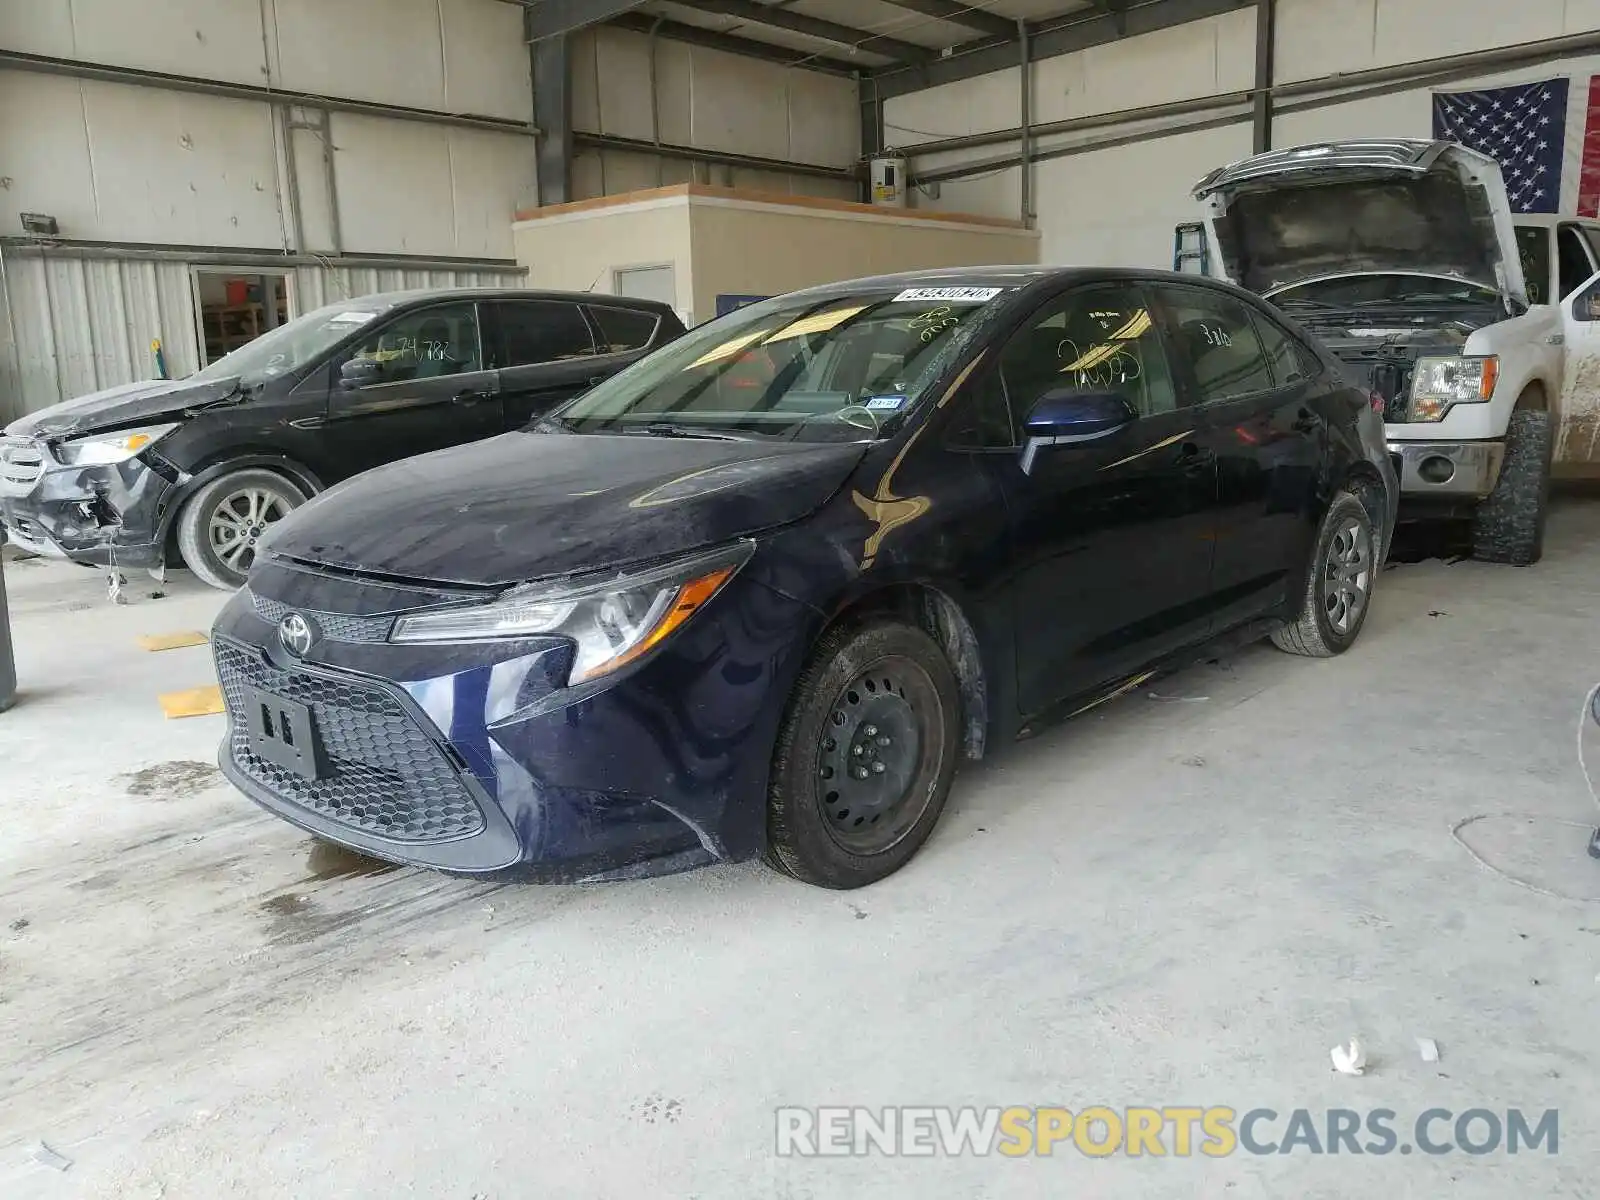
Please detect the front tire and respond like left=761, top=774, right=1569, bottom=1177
left=1471, top=409, right=1552, bottom=566
left=176, top=469, right=306, bottom=591
left=1271, top=491, right=1377, bottom=658
left=765, top=621, right=961, bottom=889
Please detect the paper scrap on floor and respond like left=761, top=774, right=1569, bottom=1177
left=160, top=685, right=224, bottom=719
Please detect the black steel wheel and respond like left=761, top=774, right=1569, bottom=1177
left=766, top=620, right=960, bottom=889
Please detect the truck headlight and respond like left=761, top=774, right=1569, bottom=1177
left=54, top=423, right=178, bottom=466
left=1409, top=356, right=1498, bottom=422
left=390, top=539, right=754, bottom=685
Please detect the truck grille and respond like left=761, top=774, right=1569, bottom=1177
left=0, top=438, right=45, bottom=489
left=249, top=592, right=395, bottom=644
left=215, top=639, right=486, bottom=843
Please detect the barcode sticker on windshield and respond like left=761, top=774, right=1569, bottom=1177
left=892, top=286, right=1004, bottom=304
left=329, top=311, right=378, bottom=324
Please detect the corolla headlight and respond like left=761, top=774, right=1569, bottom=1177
left=390, top=539, right=755, bottom=685
left=54, top=423, right=179, bottom=466
left=1409, top=356, right=1498, bottom=422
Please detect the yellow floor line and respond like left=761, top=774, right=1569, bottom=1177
left=159, top=685, right=224, bottom=719
left=138, top=631, right=210, bottom=652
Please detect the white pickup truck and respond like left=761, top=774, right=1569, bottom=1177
left=1192, top=138, right=1600, bottom=565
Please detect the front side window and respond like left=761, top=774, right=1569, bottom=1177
left=554, top=285, right=1014, bottom=441
left=1516, top=225, right=1553, bottom=304
left=344, top=303, right=482, bottom=385
left=496, top=301, right=596, bottom=367
left=1156, top=286, right=1275, bottom=404
left=998, top=284, right=1178, bottom=441
left=1558, top=225, right=1596, bottom=299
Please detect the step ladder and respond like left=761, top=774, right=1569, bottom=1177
left=1172, top=223, right=1209, bottom=274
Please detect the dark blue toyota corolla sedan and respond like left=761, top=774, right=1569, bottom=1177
left=213, top=267, right=1397, bottom=889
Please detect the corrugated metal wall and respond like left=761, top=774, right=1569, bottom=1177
left=0, top=250, right=525, bottom=424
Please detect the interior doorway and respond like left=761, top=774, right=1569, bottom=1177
left=191, top=268, right=294, bottom=366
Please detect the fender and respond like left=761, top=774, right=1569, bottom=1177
left=152, top=454, right=326, bottom=547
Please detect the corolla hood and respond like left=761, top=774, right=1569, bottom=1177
left=4, top=376, right=242, bottom=439
left=1191, top=138, right=1525, bottom=305
left=265, top=431, right=870, bottom=588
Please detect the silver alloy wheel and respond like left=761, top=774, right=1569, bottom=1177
left=1322, top=516, right=1373, bottom=635
left=208, top=486, right=292, bottom=573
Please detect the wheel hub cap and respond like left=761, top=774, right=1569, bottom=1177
left=1322, top=517, right=1373, bottom=635
left=817, top=670, right=922, bottom=845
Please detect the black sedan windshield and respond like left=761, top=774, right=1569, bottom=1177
left=553, top=285, right=1012, bottom=440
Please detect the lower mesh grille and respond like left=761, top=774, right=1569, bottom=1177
left=215, top=639, right=485, bottom=842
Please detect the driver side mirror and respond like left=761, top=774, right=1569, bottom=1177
left=1019, top=388, right=1137, bottom=474
left=339, top=357, right=383, bottom=390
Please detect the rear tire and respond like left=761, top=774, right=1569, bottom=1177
left=765, top=621, right=960, bottom=889
left=1271, top=491, right=1377, bottom=659
left=177, top=469, right=306, bottom=591
left=1470, top=409, right=1552, bottom=566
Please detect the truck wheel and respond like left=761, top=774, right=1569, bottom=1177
left=764, top=620, right=960, bottom=889
left=1271, top=491, right=1377, bottom=659
left=176, top=469, right=306, bottom=591
left=1471, top=410, right=1552, bottom=566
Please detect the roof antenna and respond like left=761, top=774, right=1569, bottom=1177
left=584, top=267, right=606, bottom=293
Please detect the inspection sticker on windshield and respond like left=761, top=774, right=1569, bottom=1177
left=893, top=286, right=1004, bottom=304
left=329, top=311, right=378, bottom=324
left=865, top=395, right=908, bottom=411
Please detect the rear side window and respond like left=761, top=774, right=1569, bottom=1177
left=1250, top=310, right=1314, bottom=386
left=1156, top=286, right=1275, bottom=404
left=588, top=305, right=660, bottom=353
left=495, top=301, right=596, bottom=367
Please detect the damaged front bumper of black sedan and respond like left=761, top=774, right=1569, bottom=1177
left=0, top=434, right=178, bottom=569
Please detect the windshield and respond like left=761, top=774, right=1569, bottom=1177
left=1272, top=274, right=1501, bottom=309
left=551, top=285, right=1013, bottom=441
left=190, top=300, right=389, bottom=386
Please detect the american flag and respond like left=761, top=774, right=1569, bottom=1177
left=1432, top=78, right=1570, bottom=214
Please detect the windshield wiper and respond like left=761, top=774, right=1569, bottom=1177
left=634, top=421, right=745, bottom=441
left=1360, top=293, right=1483, bottom=307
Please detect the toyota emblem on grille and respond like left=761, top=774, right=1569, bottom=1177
left=278, top=613, right=316, bottom=657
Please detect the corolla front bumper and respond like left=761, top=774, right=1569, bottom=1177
left=211, top=559, right=819, bottom=882
left=0, top=437, right=173, bottom=567
left=1386, top=439, right=1504, bottom=500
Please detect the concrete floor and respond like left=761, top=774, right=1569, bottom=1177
left=2, top=503, right=1599, bottom=1199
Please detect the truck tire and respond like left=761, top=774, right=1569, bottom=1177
left=1271, top=491, right=1377, bottom=659
left=1471, top=409, right=1552, bottom=567
left=177, top=469, right=307, bottom=591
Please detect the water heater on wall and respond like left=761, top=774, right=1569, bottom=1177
left=869, top=154, right=908, bottom=208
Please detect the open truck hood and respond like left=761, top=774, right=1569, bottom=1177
left=1191, top=139, right=1526, bottom=306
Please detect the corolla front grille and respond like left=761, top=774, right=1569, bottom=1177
left=249, top=591, right=395, bottom=644
left=0, top=438, right=45, bottom=488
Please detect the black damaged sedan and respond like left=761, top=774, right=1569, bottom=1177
left=215, top=267, right=1397, bottom=889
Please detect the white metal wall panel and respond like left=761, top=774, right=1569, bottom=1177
left=1034, top=123, right=1254, bottom=267
left=0, top=255, right=199, bottom=422
left=884, top=11, right=1256, bottom=144
left=0, top=0, right=529, bottom=120
left=0, top=72, right=98, bottom=242
left=271, top=0, right=530, bottom=122
left=330, top=116, right=533, bottom=260
left=1274, top=0, right=1593, bottom=85
left=571, top=25, right=859, bottom=196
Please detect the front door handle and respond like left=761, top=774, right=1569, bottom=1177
left=454, top=388, right=494, bottom=404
